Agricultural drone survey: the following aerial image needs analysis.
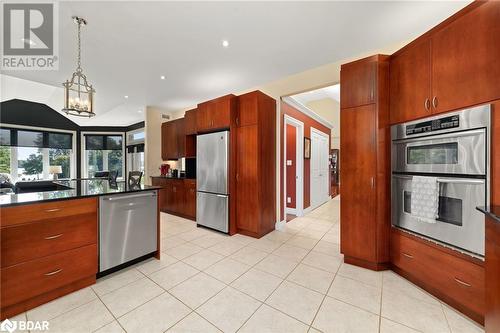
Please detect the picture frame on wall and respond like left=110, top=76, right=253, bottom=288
left=304, top=137, right=311, bottom=159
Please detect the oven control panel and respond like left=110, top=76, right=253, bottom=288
left=406, top=115, right=459, bottom=136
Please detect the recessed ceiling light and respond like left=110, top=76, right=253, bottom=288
left=138, top=110, right=143, bottom=113
left=124, top=95, right=129, bottom=99
left=222, top=40, right=229, bottom=48
left=160, top=75, right=166, bottom=80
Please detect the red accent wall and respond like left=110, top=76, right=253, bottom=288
left=286, top=124, right=297, bottom=208
left=280, top=101, right=331, bottom=221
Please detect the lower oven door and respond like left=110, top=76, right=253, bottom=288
left=391, top=174, right=486, bottom=256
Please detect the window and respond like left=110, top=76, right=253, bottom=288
left=127, top=144, right=145, bottom=184
left=0, top=127, right=75, bottom=182
left=407, top=143, right=458, bottom=165
left=84, top=134, right=124, bottom=178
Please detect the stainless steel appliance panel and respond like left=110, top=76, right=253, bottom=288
left=392, top=129, right=486, bottom=175
left=392, top=175, right=485, bottom=255
left=197, top=131, right=229, bottom=194
left=99, top=191, right=158, bottom=272
left=197, top=192, right=229, bottom=233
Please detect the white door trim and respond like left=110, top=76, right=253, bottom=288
left=310, top=126, right=330, bottom=210
left=283, top=115, right=304, bottom=218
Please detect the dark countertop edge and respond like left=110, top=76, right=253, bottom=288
left=0, top=186, right=162, bottom=208
left=150, top=176, right=196, bottom=180
left=476, top=206, right=500, bottom=223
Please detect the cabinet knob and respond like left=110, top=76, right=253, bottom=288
left=424, top=98, right=431, bottom=111
left=432, top=96, right=438, bottom=109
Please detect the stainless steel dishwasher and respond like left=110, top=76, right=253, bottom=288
left=99, top=190, right=158, bottom=273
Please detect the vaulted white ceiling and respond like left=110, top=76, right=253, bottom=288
left=2, top=1, right=470, bottom=126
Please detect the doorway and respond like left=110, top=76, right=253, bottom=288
left=310, top=127, right=330, bottom=209
left=284, top=115, right=304, bottom=219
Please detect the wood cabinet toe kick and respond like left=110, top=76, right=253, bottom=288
left=0, top=197, right=98, bottom=320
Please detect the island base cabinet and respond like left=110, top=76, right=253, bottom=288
left=0, top=197, right=98, bottom=320
left=1, top=244, right=97, bottom=320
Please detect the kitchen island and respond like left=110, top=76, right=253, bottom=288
left=0, top=179, right=161, bottom=320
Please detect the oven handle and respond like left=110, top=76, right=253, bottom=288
left=393, top=128, right=485, bottom=144
left=392, top=174, right=484, bottom=185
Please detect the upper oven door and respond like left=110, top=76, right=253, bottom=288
left=392, top=128, right=486, bottom=175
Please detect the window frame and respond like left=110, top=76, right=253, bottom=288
left=0, top=124, right=77, bottom=182
left=81, top=131, right=126, bottom=180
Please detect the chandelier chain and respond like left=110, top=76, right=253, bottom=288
left=77, top=19, right=82, bottom=72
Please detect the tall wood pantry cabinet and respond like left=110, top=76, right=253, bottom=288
left=340, top=55, right=391, bottom=270
left=235, top=91, right=276, bottom=238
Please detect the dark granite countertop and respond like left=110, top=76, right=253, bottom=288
left=150, top=175, right=195, bottom=180
left=0, top=179, right=161, bottom=207
left=476, top=206, right=500, bottom=223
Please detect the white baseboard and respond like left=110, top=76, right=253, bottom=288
left=275, top=220, right=286, bottom=231
left=285, top=207, right=297, bottom=215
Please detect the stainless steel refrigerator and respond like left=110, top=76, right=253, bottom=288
left=196, top=131, right=229, bottom=233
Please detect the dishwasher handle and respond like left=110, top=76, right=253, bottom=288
left=102, top=192, right=157, bottom=201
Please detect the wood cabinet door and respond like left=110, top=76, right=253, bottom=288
left=184, top=182, right=196, bottom=218
left=390, top=39, right=432, bottom=124
left=236, top=125, right=259, bottom=234
left=431, top=2, right=500, bottom=113
left=340, top=59, right=376, bottom=109
left=196, top=103, right=210, bottom=132
left=340, top=104, right=377, bottom=262
left=184, top=109, right=197, bottom=135
left=161, top=123, right=168, bottom=160
left=237, top=93, right=258, bottom=127
left=172, top=181, right=185, bottom=215
left=164, top=121, right=178, bottom=160
left=176, top=118, right=186, bottom=158
left=210, top=98, right=232, bottom=130
left=164, top=183, right=175, bottom=212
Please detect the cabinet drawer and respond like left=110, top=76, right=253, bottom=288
left=1, top=213, right=97, bottom=267
left=1, top=244, right=97, bottom=307
left=391, top=231, right=484, bottom=316
left=1, top=198, right=97, bottom=227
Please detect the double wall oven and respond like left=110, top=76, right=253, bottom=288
left=391, top=105, right=490, bottom=256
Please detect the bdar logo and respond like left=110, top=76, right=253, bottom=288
left=0, top=319, right=17, bottom=333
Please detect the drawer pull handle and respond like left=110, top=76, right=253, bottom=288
left=454, top=278, right=472, bottom=288
left=44, top=234, right=63, bottom=240
left=44, top=269, right=63, bottom=276
left=45, top=208, right=61, bottom=213
left=402, top=252, right=414, bottom=259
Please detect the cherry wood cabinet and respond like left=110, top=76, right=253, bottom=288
left=184, top=109, right=197, bottom=135
left=176, top=118, right=186, bottom=158
left=486, top=216, right=500, bottom=332
left=151, top=177, right=196, bottom=220
left=431, top=1, right=500, bottom=114
left=196, top=95, right=236, bottom=133
left=391, top=229, right=485, bottom=324
left=340, top=55, right=390, bottom=270
left=161, top=118, right=188, bottom=160
left=161, top=121, right=177, bottom=160
left=235, top=91, right=276, bottom=238
left=390, top=1, right=500, bottom=124
left=0, top=197, right=98, bottom=320
left=184, top=179, right=196, bottom=218
left=340, top=58, right=376, bottom=109
left=389, top=38, right=432, bottom=124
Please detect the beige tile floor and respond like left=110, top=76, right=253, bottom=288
left=7, top=196, right=484, bottom=333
